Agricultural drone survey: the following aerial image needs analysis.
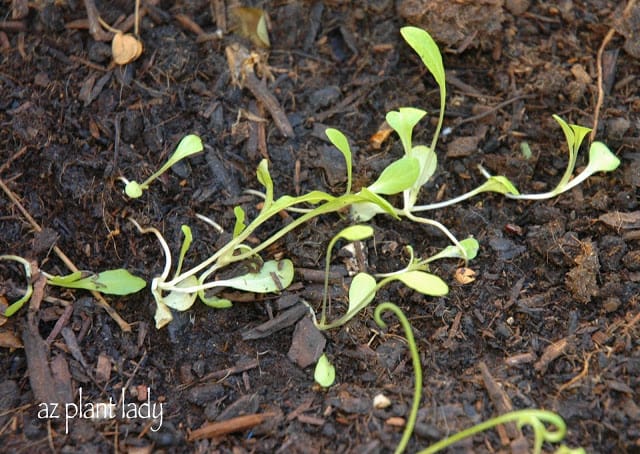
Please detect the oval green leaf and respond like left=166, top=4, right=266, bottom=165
left=368, top=156, right=419, bottom=195
left=314, top=353, right=335, bottom=387
left=395, top=270, right=448, bottom=296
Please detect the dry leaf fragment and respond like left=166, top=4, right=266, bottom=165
left=455, top=267, right=476, bottom=284
left=112, top=32, right=143, bottom=65
left=370, top=121, right=393, bottom=149
left=230, top=7, right=270, bottom=48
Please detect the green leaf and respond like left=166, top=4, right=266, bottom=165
left=368, top=156, right=420, bottom=195
left=552, top=115, right=591, bottom=192
left=326, top=128, right=353, bottom=194
left=163, top=275, right=199, bottom=310
left=401, top=26, right=447, bottom=151
left=345, top=272, right=377, bottom=319
left=587, top=141, right=620, bottom=173
left=314, top=354, right=336, bottom=387
left=401, top=27, right=445, bottom=90
left=427, top=237, right=480, bottom=263
left=0, top=255, right=33, bottom=317
left=355, top=188, right=398, bottom=219
left=124, top=181, right=143, bottom=198
left=350, top=201, right=387, bottom=222
left=478, top=175, right=520, bottom=196
left=219, top=259, right=294, bottom=293
left=256, top=159, right=274, bottom=208
left=198, top=293, right=233, bottom=309
left=47, top=269, right=146, bottom=295
left=169, top=134, right=204, bottom=163
left=334, top=225, right=374, bottom=242
left=395, top=270, right=448, bottom=296
left=386, top=108, right=427, bottom=155
left=410, top=144, right=437, bottom=188
left=176, top=225, right=193, bottom=276
left=233, top=206, right=246, bottom=238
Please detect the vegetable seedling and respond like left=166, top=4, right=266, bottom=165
left=0, top=254, right=145, bottom=317
left=119, top=134, right=203, bottom=198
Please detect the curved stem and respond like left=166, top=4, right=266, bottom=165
left=418, top=409, right=578, bottom=454
left=374, top=302, right=422, bottom=454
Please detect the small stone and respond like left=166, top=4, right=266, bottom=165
left=373, top=393, right=391, bottom=409
left=505, top=0, right=531, bottom=15
left=607, top=117, right=631, bottom=140
left=288, top=316, right=326, bottom=368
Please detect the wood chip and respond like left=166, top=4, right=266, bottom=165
left=187, top=413, right=274, bottom=441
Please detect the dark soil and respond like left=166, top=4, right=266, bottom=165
left=1, top=1, right=639, bottom=453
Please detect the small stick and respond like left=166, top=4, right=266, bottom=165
left=591, top=0, right=636, bottom=142
left=187, top=413, right=274, bottom=441
left=0, top=177, right=131, bottom=332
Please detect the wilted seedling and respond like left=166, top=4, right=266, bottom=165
left=119, top=134, right=203, bottom=198
left=0, top=255, right=145, bottom=317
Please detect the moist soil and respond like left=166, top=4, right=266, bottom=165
left=1, top=1, right=639, bottom=453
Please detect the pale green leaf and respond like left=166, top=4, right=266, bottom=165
left=401, top=26, right=446, bottom=151
left=400, top=27, right=445, bottom=89
left=176, top=225, right=193, bottom=276
left=479, top=176, right=520, bottom=196
left=552, top=115, right=591, bottom=191
left=355, top=188, right=398, bottom=219
left=256, top=12, right=270, bottom=47
left=314, top=354, right=336, bottom=387
left=326, top=128, right=353, bottom=194
left=425, top=237, right=480, bottom=263
left=199, top=293, right=233, bottom=309
left=345, top=272, right=377, bottom=319
left=368, top=156, right=419, bottom=195
left=124, top=181, right=143, bottom=198
left=386, top=108, right=427, bottom=155
left=395, top=270, right=448, bottom=296
left=233, top=206, right=246, bottom=238
left=350, top=201, right=387, bottom=222
left=256, top=159, right=274, bottom=208
left=410, top=144, right=437, bottom=188
left=161, top=275, right=199, bottom=311
left=219, top=259, right=294, bottom=293
left=335, top=225, right=374, bottom=242
left=47, top=269, right=146, bottom=295
left=588, top=141, right=620, bottom=172
left=169, top=134, right=204, bottom=163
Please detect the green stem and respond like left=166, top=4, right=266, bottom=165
left=374, top=302, right=422, bottom=454
left=418, top=409, right=579, bottom=454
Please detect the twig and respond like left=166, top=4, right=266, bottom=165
left=591, top=0, right=637, bottom=142
left=0, top=177, right=131, bottom=332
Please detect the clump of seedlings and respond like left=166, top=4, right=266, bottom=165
left=129, top=26, right=619, bottom=331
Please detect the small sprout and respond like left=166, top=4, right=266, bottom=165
left=120, top=134, right=203, bottom=198
left=314, top=353, right=335, bottom=388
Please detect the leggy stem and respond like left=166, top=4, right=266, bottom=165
left=374, top=302, right=422, bottom=454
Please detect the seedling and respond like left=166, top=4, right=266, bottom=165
left=314, top=226, right=478, bottom=329
left=419, top=409, right=585, bottom=454
left=313, top=353, right=335, bottom=388
left=119, top=134, right=204, bottom=198
left=0, top=255, right=145, bottom=317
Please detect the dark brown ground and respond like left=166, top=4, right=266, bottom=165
left=1, top=1, right=639, bottom=453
